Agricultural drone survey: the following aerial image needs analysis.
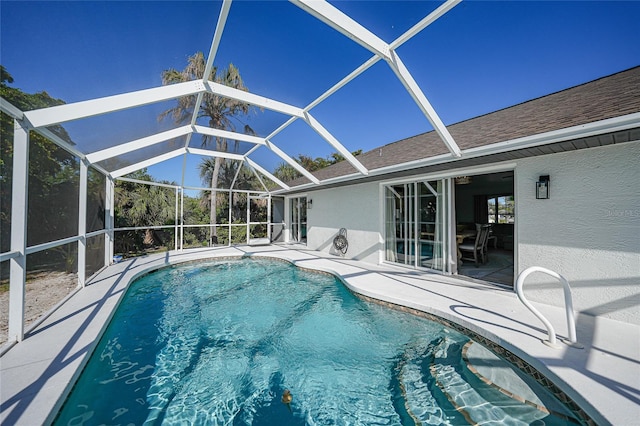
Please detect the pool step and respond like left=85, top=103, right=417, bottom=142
left=397, top=338, right=579, bottom=425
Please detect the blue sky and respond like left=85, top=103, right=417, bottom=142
left=2, top=1, right=639, bottom=188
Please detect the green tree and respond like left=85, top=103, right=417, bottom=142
left=1, top=67, right=79, bottom=268
left=272, top=150, right=362, bottom=183
left=197, top=158, right=263, bottom=243
left=160, top=53, right=256, bottom=246
left=114, top=169, right=176, bottom=254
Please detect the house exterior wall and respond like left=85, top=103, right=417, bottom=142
left=302, top=141, right=639, bottom=324
left=515, top=141, right=640, bottom=324
left=306, top=181, right=381, bottom=264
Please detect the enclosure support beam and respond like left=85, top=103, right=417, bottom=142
left=24, top=80, right=206, bottom=128
left=8, top=121, right=29, bottom=342
left=179, top=188, right=184, bottom=251
left=105, top=176, right=115, bottom=265
left=387, top=51, right=461, bottom=157
left=292, top=0, right=390, bottom=59
left=174, top=187, right=179, bottom=252
left=78, top=160, right=88, bottom=288
left=304, top=112, right=368, bottom=175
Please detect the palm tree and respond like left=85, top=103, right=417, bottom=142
left=160, top=52, right=255, bottom=245
left=114, top=169, right=175, bottom=253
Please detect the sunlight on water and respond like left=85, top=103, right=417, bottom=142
left=54, top=258, right=580, bottom=425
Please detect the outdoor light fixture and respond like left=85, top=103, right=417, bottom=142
left=307, top=199, right=313, bottom=209
left=454, top=176, right=472, bottom=185
left=536, top=175, right=550, bottom=199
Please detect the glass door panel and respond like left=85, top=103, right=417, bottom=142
left=384, top=186, right=401, bottom=263
left=418, top=181, right=445, bottom=270
left=405, top=183, right=416, bottom=266
left=385, top=179, right=448, bottom=272
left=289, top=197, right=307, bottom=244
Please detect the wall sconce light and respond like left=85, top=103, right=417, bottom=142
left=536, top=175, right=550, bottom=199
left=307, top=199, right=313, bottom=209
left=454, top=176, right=472, bottom=185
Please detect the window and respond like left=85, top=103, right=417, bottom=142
left=488, top=195, right=514, bottom=224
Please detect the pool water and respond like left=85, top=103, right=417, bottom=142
left=54, top=258, right=581, bottom=425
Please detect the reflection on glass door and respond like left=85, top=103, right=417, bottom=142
left=290, top=197, right=307, bottom=244
left=384, top=180, right=449, bottom=272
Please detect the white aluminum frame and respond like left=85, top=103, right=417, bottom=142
left=7, top=0, right=621, bottom=351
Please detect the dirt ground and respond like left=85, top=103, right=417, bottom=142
left=0, top=272, right=78, bottom=345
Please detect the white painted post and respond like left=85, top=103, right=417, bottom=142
left=179, top=187, right=184, bottom=251
left=267, top=194, right=272, bottom=241
left=246, top=196, right=250, bottom=244
left=174, top=187, right=179, bottom=251
left=77, top=159, right=88, bottom=287
left=105, top=176, right=115, bottom=264
left=228, top=189, right=232, bottom=246
left=8, top=121, right=29, bottom=342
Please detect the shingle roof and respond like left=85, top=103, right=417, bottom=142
left=288, top=66, right=640, bottom=187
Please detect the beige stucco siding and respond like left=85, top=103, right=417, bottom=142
left=306, top=181, right=381, bottom=264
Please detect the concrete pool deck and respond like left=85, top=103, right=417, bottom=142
left=1, top=245, right=638, bottom=425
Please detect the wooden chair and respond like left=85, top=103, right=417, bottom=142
left=487, top=225, right=498, bottom=250
left=459, top=225, right=491, bottom=266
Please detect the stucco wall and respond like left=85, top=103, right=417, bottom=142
left=515, top=141, right=640, bottom=324
left=302, top=141, right=639, bottom=324
left=306, top=181, right=381, bottom=264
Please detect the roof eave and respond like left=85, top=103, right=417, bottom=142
left=278, top=111, right=640, bottom=194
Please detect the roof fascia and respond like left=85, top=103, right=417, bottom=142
left=461, top=112, right=640, bottom=158
left=291, top=0, right=390, bottom=59
left=387, top=51, right=462, bottom=158
left=281, top=112, right=640, bottom=192
left=86, top=125, right=192, bottom=164
left=110, top=147, right=187, bottom=179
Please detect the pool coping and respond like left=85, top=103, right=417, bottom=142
left=1, top=245, right=638, bottom=425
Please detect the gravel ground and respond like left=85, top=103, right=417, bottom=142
left=0, top=272, right=78, bottom=345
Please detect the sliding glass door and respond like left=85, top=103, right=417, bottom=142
left=384, top=180, right=450, bottom=272
left=290, top=197, right=307, bottom=244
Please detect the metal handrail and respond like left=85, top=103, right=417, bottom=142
left=515, top=266, right=583, bottom=349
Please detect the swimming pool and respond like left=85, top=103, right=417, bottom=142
left=53, top=258, right=583, bottom=425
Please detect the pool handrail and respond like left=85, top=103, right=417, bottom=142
left=515, top=266, right=583, bottom=349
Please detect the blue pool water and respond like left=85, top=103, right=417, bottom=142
left=54, top=258, right=581, bottom=425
